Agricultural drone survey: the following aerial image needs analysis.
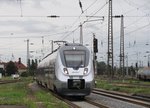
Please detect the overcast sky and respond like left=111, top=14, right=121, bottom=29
left=0, top=0, right=150, bottom=67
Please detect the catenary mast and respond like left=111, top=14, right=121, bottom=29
left=107, top=0, right=114, bottom=79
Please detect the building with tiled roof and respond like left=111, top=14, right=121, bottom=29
left=14, top=58, right=27, bottom=73
left=0, top=58, right=27, bottom=74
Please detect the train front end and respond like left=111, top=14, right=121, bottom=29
left=54, top=43, right=95, bottom=96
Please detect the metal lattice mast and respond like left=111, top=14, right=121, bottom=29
left=107, top=0, right=114, bottom=78
left=120, top=15, right=125, bottom=77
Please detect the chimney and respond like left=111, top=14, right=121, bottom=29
left=19, top=58, right=21, bottom=64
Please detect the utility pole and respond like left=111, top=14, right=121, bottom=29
left=120, top=15, right=125, bottom=78
left=80, top=24, right=83, bottom=45
left=107, top=0, right=114, bottom=79
left=25, top=39, right=34, bottom=71
left=42, top=36, right=44, bottom=57
left=148, top=54, right=150, bottom=67
left=26, top=39, right=30, bottom=69
left=51, top=40, right=53, bottom=53
left=0, top=54, right=2, bottom=62
left=126, top=54, right=128, bottom=76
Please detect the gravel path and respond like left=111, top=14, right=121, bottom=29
left=28, top=82, right=46, bottom=108
left=72, top=101, right=99, bottom=108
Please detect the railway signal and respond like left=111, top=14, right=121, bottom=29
left=93, top=34, right=98, bottom=75
left=93, top=36, right=98, bottom=53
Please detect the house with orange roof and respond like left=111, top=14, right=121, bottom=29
left=14, top=58, right=27, bottom=73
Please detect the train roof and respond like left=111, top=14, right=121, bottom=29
left=58, top=43, right=88, bottom=53
left=42, top=43, right=88, bottom=60
left=64, top=43, right=83, bottom=46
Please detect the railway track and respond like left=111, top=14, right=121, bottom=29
left=93, top=88, right=150, bottom=108
left=132, top=94, right=150, bottom=101
left=53, top=92, right=110, bottom=108
left=37, top=83, right=109, bottom=108
left=36, top=83, right=80, bottom=108
left=63, top=96, right=109, bottom=108
left=112, top=83, right=150, bottom=88
left=50, top=89, right=111, bottom=108
left=33, top=82, right=150, bottom=108
left=51, top=92, right=81, bottom=108
left=84, top=98, right=109, bottom=108
left=1, top=80, right=149, bottom=108
left=0, top=79, right=20, bottom=84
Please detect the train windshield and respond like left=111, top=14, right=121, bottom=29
left=64, top=50, right=85, bottom=68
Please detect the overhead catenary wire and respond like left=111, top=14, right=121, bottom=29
left=84, top=1, right=108, bottom=23
left=0, top=15, right=150, bottom=18
left=108, top=0, right=150, bottom=44
left=59, top=0, right=149, bottom=55
left=18, top=0, right=23, bottom=17
left=125, top=23, right=150, bottom=35
left=122, top=0, right=150, bottom=15
left=0, top=0, right=149, bottom=65
left=60, top=1, right=109, bottom=41
left=59, top=0, right=99, bottom=41
left=123, top=0, right=150, bottom=9
left=0, top=31, right=72, bottom=38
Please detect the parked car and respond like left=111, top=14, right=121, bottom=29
left=12, top=74, right=20, bottom=79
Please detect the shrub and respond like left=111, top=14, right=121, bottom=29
left=20, top=72, right=28, bottom=77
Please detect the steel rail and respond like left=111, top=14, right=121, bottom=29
left=0, top=79, right=20, bottom=84
left=93, top=88, right=150, bottom=108
left=112, top=83, right=150, bottom=88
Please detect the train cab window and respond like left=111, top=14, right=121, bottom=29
left=64, top=50, right=85, bottom=68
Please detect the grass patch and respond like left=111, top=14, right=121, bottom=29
left=0, top=76, right=13, bottom=81
left=0, top=82, right=27, bottom=105
left=0, top=77, right=36, bottom=108
left=95, top=78, right=150, bottom=94
left=0, top=77, right=69, bottom=108
left=35, top=90, right=68, bottom=108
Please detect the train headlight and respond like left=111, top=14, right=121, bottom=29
left=63, top=68, right=69, bottom=74
left=83, top=68, right=88, bottom=75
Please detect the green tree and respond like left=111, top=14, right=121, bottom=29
left=28, top=59, right=37, bottom=76
left=129, top=66, right=136, bottom=78
left=30, top=59, right=37, bottom=70
left=0, top=68, right=5, bottom=76
left=27, top=59, right=30, bottom=68
left=6, top=61, right=18, bottom=76
left=97, top=61, right=107, bottom=75
left=35, top=59, right=38, bottom=69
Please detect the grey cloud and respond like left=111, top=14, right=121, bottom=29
left=0, top=20, right=59, bottom=35
left=51, top=0, right=61, bottom=6
left=0, top=0, right=43, bottom=9
left=85, top=23, right=99, bottom=31
left=0, top=0, right=19, bottom=5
